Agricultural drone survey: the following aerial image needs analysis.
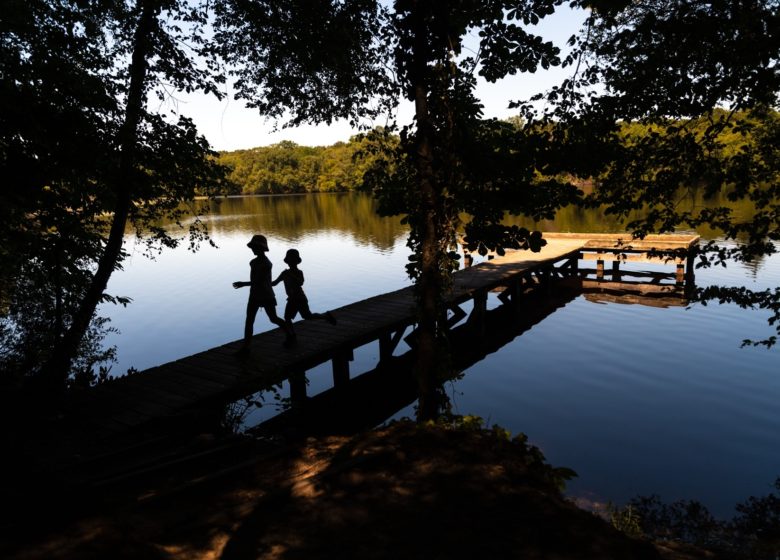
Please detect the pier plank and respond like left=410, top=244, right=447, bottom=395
left=98, top=381, right=188, bottom=414
left=156, top=367, right=231, bottom=393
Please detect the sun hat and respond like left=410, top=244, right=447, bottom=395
left=284, top=248, right=302, bottom=265
left=247, top=234, right=269, bottom=251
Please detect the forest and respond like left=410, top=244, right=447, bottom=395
left=216, top=135, right=384, bottom=194
left=216, top=110, right=778, bottom=197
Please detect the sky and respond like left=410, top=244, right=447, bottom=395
left=165, top=5, right=587, bottom=152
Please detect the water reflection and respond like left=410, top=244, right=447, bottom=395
left=245, top=269, right=689, bottom=438
left=501, top=187, right=763, bottom=243
left=102, top=192, right=779, bottom=518
left=166, top=188, right=769, bottom=257
left=202, top=193, right=407, bottom=251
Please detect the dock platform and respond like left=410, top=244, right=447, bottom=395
left=59, top=232, right=699, bottom=451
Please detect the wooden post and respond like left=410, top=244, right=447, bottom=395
left=676, top=261, right=685, bottom=285
left=332, top=349, right=353, bottom=387
left=612, top=260, right=621, bottom=281
left=512, top=277, right=523, bottom=301
left=289, top=370, right=307, bottom=407
left=501, top=277, right=522, bottom=307
left=468, top=290, right=487, bottom=335
left=684, top=253, right=697, bottom=298
left=379, top=332, right=392, bottom=363
left=686, top=252, right=695, bottom=284
left=596, top=255, right=604, bottom=280
left=380, top=326, right=407, bottom=366
left=498, top=278, right=520, bottom=306
left=542, top=267, right=552, bottom=295
left=461, top=237, right=473, bottom=268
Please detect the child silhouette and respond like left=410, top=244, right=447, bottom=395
left=273, top=249, right=337, bottom=343
left=233, top=234, right=294, bottom=353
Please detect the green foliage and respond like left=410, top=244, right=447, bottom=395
left=585, top=0, right=778, bottom=119
left=210, top=0, right=585, bottom=265
left=624, top=479, right=780, bottom=558
left=211, top=0, right=395, bottom=127
left=733, top=477, right=780, bottom=559
left=217, top=134, right=384, bottom=194
left=433, top=415, right=578, bottom=492
left=463, top=225, right=547, bottom=257
left=525, top=0, right=780, bottom=346
left=6, top=0, right=775, bottom=396
left=1, top=0, right=228, bottom=388
left=605, top=503, right=644, bottom=539
left=211, top=1, right=580, bottom=420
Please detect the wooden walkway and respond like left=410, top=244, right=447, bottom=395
left=64, top=232, right=699, bottom=445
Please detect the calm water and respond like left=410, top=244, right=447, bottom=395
left=103, top=192, right=779, bottom=517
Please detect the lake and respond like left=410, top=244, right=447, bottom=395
left=103, top=192, right=779, bottom=517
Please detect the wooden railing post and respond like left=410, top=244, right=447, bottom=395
left=379, top=332, right=392, bottom=363
left=468, top=289, right=488, bottom=335
left=332, top=349, right=353, bottom=387
left=676, top=259, right=685, bottom=285
left=289, top=370, right=307, bottom=408
left=686, top=251, right=696, bottom=284
left=538, top=267, right=553, bottom=295
left=379, top=327, right=407, bottom=366
left=497, top=278, right=522, bottom=307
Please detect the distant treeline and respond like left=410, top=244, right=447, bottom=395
left=217, top=136, right=381, bottom=195
left=217, top=110, right=778, bottom=196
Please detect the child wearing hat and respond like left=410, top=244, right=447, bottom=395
left=273, top=248, right=337, bottom=341
left=233, top=234, right=294, bottom=351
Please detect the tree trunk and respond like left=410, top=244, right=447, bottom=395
left=54, top=237, right=63, bottom=340
left=41, top=0, right=159, bottom=390
left=409, top=4, right=445, bottom=422
left=414, top=89, right=443, bottom=422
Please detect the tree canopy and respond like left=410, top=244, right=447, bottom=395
left=217, top=135, right=387, bottom=194
left=2, top=0, right=777, bottom=411
left=522, top=0, right=780, bottom=345
left=212, top=0, right=583, bottom=418
left=1, top=0, right=228, bottom=391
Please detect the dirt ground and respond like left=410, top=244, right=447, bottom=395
left=2, top=420, right=719, bottom=560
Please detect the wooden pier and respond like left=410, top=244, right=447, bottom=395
left=54, top=232, right=698, bottom=463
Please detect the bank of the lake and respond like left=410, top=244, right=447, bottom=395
left=8, top=420, right=717, bottom=560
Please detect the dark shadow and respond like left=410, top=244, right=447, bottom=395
left=250, top=280, right=583, bottom=439
left=248, top=265, right=691, bottom=441
left=219, top=421, right=661, bottom=560
left=0, top=273, right=690, bottom=559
